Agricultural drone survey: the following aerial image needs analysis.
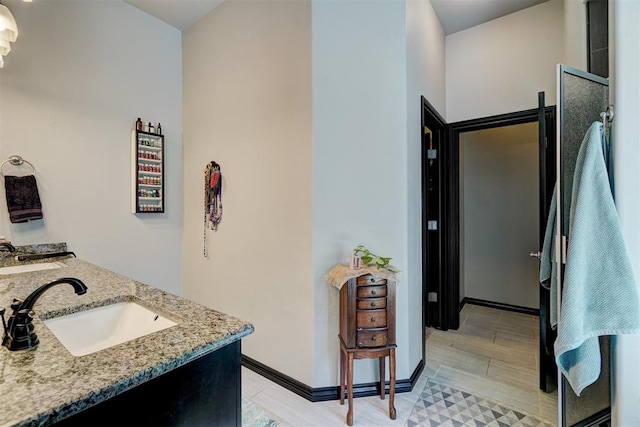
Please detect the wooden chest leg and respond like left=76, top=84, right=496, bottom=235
left=389, top=347, right=396, bottom=420
left=340, top=347, right=345, bottom=405
left=379, top=355, right=386, bottom=400
left=347, top=352, right=354, bottom=426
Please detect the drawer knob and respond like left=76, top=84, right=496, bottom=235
left=372, top=336, right=377, bottom=341
left=371, top=317, right=376, bottom=322
left=370, top=302, right=376, bottom=307
left=370, top=277, right=375, bottom=282
left=371, top=290, right=376, bottom=295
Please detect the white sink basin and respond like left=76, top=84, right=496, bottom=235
left=0, top=262, right=64, bottom=275
left=44, top=302, right=177, bottom=356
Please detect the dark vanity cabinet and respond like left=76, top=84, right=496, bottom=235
left=54, top=341, right=242, bottom=427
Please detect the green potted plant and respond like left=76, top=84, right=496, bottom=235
left=352, top=245, right=399, bottom=273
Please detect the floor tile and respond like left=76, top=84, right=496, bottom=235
left=460, top=304, right=502, bottom=319
left=251, top=384, right=344, bottom=426
left=539, top=390, right=558, bottom=422
left=426, top=343, right=490, bottom=376
left=456, top=321, right=498, bottom=340
left=499, top=309, right=535, bottom=322
left=452, top=333, right=537, bottom=368
left=426, top=328, right=457, bottom=347
left=406, top=380, right=554, bottom=427
left=242, top=367, right=275, bottom=399
left=434, top=366, right=541, bottom=416
left=465, top=313, right=537, bottom=339
left=486, top=358, right=538, bottom=391
left=494, top=330, right=538, bottom=347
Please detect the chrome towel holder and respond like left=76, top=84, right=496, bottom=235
left=0, top=155, right=37, bottom=177
left=600, top=105, right=614, bottom=127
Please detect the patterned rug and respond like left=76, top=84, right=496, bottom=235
left=407, top=380, right=554, bottom=427
left=242, top=398, right=278, bottom=427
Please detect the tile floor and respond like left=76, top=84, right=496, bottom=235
left=242, top=304, right=558, bottom=426
left=426, top=304, right=557, bottom=424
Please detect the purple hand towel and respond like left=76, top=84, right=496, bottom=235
left=4, top=175, right=43, bottom=223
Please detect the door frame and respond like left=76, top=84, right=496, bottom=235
left=439, top=106, right=557, bottom=330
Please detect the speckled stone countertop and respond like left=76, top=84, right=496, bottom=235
left=0, top=245, right=254, bottom=427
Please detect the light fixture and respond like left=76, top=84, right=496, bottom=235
left=0, top=3, right=17, bottom=42
left=0, top=37, right=9, bottom=55
left=0, top=0, right=18, bottom=69
left=0, top=0, right=34, bottom=68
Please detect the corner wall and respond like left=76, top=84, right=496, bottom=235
left=406, top=0, right=446, bottom=378
left=610, top=0, right=640, bottom=425
left=445, top=0, right=563, bottom=122
left=182, top=0, right=314, bottom=384
left=312, top=0, right=410, bottom=386
left=0, top=0, right=183, bottom=294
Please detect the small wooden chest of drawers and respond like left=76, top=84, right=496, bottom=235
left=339, top=274, right=396, bottom=350
left=338, top=273, right=396, bottom=426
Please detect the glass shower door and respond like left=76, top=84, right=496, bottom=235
left=556, top=64, right=611, bottom=427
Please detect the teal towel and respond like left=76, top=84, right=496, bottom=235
left=555, top=122, right=640, bottom=396
left=540, top=185, right=558, bottom=328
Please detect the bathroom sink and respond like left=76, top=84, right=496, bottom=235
left=43, top=301, right=177, bottom=356
left=0, top=262, right=64, bottom=275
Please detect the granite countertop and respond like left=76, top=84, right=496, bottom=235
left=0, top=246, right=254, bottom=427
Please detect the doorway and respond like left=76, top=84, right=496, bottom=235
left=422, top=103, right=556, bottom=334
left=458, top=122, right=540, bottom=312
left=421, top=100, right=558, bottom=422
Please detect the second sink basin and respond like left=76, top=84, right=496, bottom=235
left=44, top=301, right=177, bottom=356
left=0, top=262, right=64, bottom=275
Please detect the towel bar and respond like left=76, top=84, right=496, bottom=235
left=0, top=155, right=36, bottom=177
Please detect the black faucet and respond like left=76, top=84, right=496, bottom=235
left=15, top=251, right=76, bottom=262
left=0, top=243, right=15, bottom=252
left=1, top=278, right=87, bottom=351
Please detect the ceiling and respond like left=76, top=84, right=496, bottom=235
left=123, top=0, right=224, bottom=31
left=430, top=0, right=549, bottom=35
left=123, top=0, right=549, bottom=34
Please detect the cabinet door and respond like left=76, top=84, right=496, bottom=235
left=132, top=130, right=164, bottom=214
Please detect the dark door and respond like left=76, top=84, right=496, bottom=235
left=421, top=96, right=447, bottom=330
left=537, top=91, right=558, bottom=393
left=424, top=126, right=441, bottom=327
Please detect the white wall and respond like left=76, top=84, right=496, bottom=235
left=446, top=0, right=563, bottom=122
left=407, top=0, right=446, bottom=116
left=182, top=0, right=314, bottom=384
left=312, top=0, right=410, bottom=386
left=460, top=123, right=539, bottom=309
left=562, top=0, right=588, bottom=70
left=610, top=1, right=640, bottom=425
left=0, top=0, right=183, bottom=294
left=406, top=0, right=446, bottom=378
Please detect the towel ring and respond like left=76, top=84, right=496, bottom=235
left=0, top=155, right=37, bottom=177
